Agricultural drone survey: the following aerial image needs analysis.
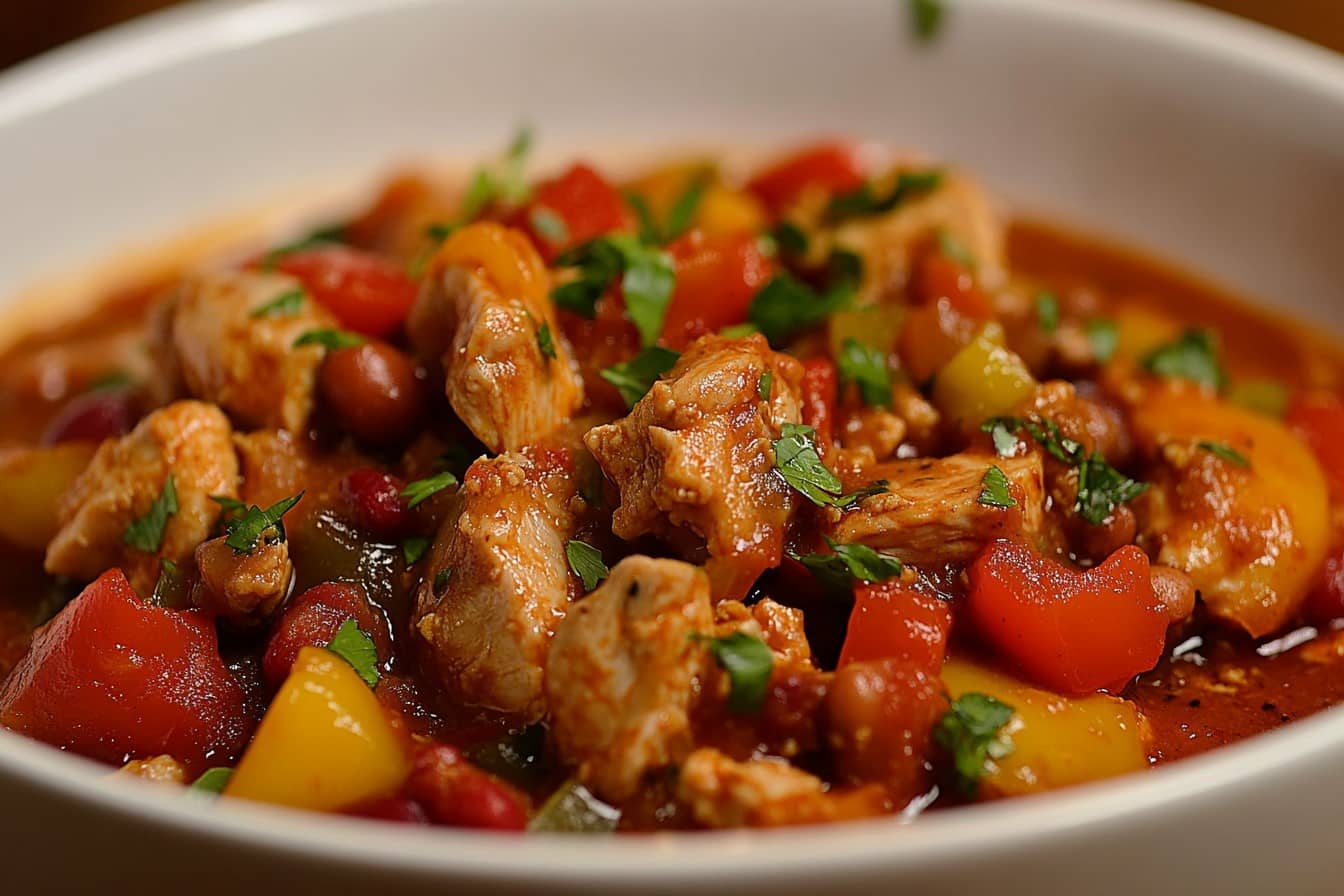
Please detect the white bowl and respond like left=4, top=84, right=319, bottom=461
left=1, top=1, right=1343, bottom=892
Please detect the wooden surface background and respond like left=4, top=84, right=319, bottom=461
left=0, top=0, right=1340, bottom=71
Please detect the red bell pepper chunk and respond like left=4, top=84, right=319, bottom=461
left=1286, top=390, right=1344, bottom=500
left=0, top=569, right=251, bottom=768
left=966, top=540, right=1167, bottom=695
left=262, top=582, right=392, bottom=690
left=799, top=357, right=839, bottom=453
left=912, top=252, right=992, bottom=321
left=746, top=142, right=868, bottom=213
left=405, top=743, right=528, bottom=831
left=661, top=231, right=775, bottom=349
left=516, top=163, right=630, bottom=262
left=838, top=580, right=952, bottom=673
left=275, top=246, right=419, bottom=338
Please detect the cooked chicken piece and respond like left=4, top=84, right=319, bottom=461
left=414, top=447, right=581, bottom=720
left=677, top=748, right=886, bottom=828
left=407, top=222, right=583, bottom=453
left=193, top=534, right=293, bottom=628
left=744, top=598, right=813, bottom=665
left=584, top=334, right=803, bottom=599
left=829, top=452, right=1046, bottom=568
left=1130, top=386, right=1329, bottom=637
left=116, top=755, right=187, bottom=786
left=837, top=405, right=907, bottom=463
left=545, top=556, right=713, bottom=803
left=45, top=401, right=239, bottom=596
left=157, top=269, right=337, bottom=432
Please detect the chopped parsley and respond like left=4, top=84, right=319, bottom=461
left=827, top=248, right=865, bottom=289
left=1034, top=291, right=1060, bottom=333
left=566, top=540, right=609, bottom=592
left=934, top=693, right=1015, bottom=795
left=327, top=618, right=380, bottom=688
left=529, top=206, right=569, bottom=244
left=771, top=220, right=809, bottom=257
left=1197, top=440, right=1250, bottom=468
left=982, top=416, right=1147, bottom=524
left=696, top=632, right=774, bottom=714
left=910, top=0, right=945, bottom=42
left=86, top=370, right=134, bottom=393
left=626, top=174, right=707, bottom=245
left=720, top=322, right=761, bottom=339
left=292, top=329, right=365, bottom=350
left=433, top=568, right=453, bottom=596
left=123, top=475, right=178, bottom=553
left=552, top=236, right=675, bottom=346
left=600, top=346, right=680, bottom=408
left=223, top=492, right=303, bottom=554
left=402, top=535, right=430, bottom=565
left=401, top=470, right=459, bottom=509
left=827, top=169, right=943, bottom=220
left=977, top=465, right=1017, bottom=509
left=188, top=767, right=233, bottom=795
left=259, top=223, right=346, bottom=269
left=837, top=338, right=892, bottom=408
left=1085, top=318, right=1119, bottom=364
left=748, top=273, right=852, bottom=346
left=1142, top=328, right=1225, bottom=389
left=466, top=126, right=534, bottom=216
left=758, top=371, right=774, bottom=402
left=771, top=423, right=884, bottom=509
left=536, top=321, right=558, bottom=360
left=937, top=230, right=976, bottom=269
left=249, top=287, right=305, bottom=319
left=791, top=538, right=904, bottom=593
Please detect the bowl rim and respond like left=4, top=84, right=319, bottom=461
left=2, top=0, right=1344, bottom=884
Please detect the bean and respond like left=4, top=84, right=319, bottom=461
left=318, top=341, right=422, bottom=446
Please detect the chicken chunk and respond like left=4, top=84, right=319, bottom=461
left=584, top=334, right=803, bottom=599
left=158, top=269, right=337, bottom=432
left=116, top=755, right=187, bottom=786
left=413, top=447, right=581, bottom=720
left=677, top=748, right=886, bottom=828
left=545, top=556, right=713, bottom=803
left=407, top=222, right=583, bottom=453
left=1130, top=387, right=1329, bottom=637
left=45, top=401, right=239, bottom=596
left=829, top=452, right=1046, bottom=568
left=193, top=534, right=294, bottom=628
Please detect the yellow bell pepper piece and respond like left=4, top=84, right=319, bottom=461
left=931, top=325, right=1035, bottom=425
left=827, top=304, right=905, bottom=361
left=0, top=442, right=95, bottom=552
left=626, top=162, right=767, bottom=236
left=226, top=647, right=408, bottom=811
left=1114, top=306, right=1181, bottom=362
left=942, top=658, right=1150, bottom=798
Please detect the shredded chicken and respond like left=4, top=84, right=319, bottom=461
left=413, top=447, right=581, bottom=720
left=677, top=748, right=886, bottom=828
left=545, top=556, right=713, bottom=803
left=156, top=270, right=337, bottom=432
left=407, top=223, right=583, bottom=453
left=829, top=452, right=1046, bottom=567
left=584, top=334, right=803, bottom=599
left=45, top=401, right=239, bottom=596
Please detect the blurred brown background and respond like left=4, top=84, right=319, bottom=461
left=0, top=0, right=1340, bottom=71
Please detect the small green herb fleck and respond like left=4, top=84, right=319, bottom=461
left=1034, top=291, right=1059, bottom=334
left=259, top=224, right=346, bottom=269
left=748, top=273, right=853, bottom=345
left=433, top=568, right=453, bottom=596
left=327, top=618, right=380, bottom=688
left=1198, top=440, right=1250, bottom=468
left=720, top=322, right=761, bottom=339
left=696, top=632, right=774, bottom=714
left=828, top=169, right=943, bottom=220
left=758, top=371, right=774, bottom=402
left=663, top=176, right=708, bottom=242
left=529, top=206, right=569, bottom=244
left=536, top=321, right=558, bottom=360
left=86, top=370, right=134, bottom=393
left=910, top=0, right=945, bottom=42
left=837, top=338, right=892, bottom=408
left=188, top=767, right=233, bottom=795
left=771, top=221, right=809, bottom=257
left=292, top=329, right=365, bottom=350
left=123, top=475, right=178, bottom=553
left=552, top=236, right=675, bottom=346
left=402, top=536, right=430, bottom=565
left=935, top=693, right=1015, bottom=795
left=600, top=346, right=680, bottom=409
left=401, top=470, right=459, bottom=509
left=791, top=538, right=904, bottom=594
left=771, top=423, right=882, bottom=509
left=250, top=287, right=305, bottom=319
left=977, top=465, right=1017, bottom=509
left=1142, top=329, right=1225, bottom=389
left=566, top=540, right=609, bottom=592
left=223, top=492, right=303, bottom=554
left=937, top=230, right=976, bottom=269
left=1086, top=318, right=1119, bottom=364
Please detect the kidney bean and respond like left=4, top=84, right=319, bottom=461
left=41, top=388, right=137, bottom=445
left=318, top=341, right=423, bottom=446
left=340, top=468, right=411, bottom=540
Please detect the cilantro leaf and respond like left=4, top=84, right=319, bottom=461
left=748, top=273, right=852, bottom=345
left=1142, top=328, right=1225, bottom=389
left=772, top=422, right=845, bottom=506
left=696, top=632, right=774, bottom=714
left=983, top=418, right=1022, bottom=456
left=1198, top=440, right=1250, bottom=468
left=827, top=248, right=865, bottom=290
left=910, top=0, right=945, bottom=42
left=791, top=537, right=903, bottom=593
left=771, top=221, right=809, bottom=257
left=401, top=470, right=459, bottom=509
left=977, top=465, right=1017, bottom=508
left=934, top=692, right=1015, bottom=795
left=402, top=535, right=430, bottom=565
left=625, top=192, right=660, bottom=245
left=662, top=176, right=707, bottom=242
left=552, top=236, right=675, bottom=346
left=566, top=540, right=609, bottom=591
left=1034, top=291, right=1059, bottom=333
left=327, top=618, right=380, bottom=688
left=188, top=767, right=233, bottom=795
left=837, top=338, right=892, bottom=407
left=758, top=371, right=773, bottom=402
left=223, top=493, right=303, bottom=554
left=123, top=475, right=178, bottom=552
left=827, top=169, right=943, bottom=220
left=600, top=346, right=680, bottom=409
left=293, top=329, right=365, bottom=350
left=529, top=206, right=569, bottom=244
left=536, top=321, right=557, bottom=360
left=1075, top=454, right=1149, bottom=525
left=250, top=287, right=305, bottom=319
left=1085, top=318, right=1119, bottom=364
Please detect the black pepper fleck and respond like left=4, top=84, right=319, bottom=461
left=1188, top=698, right=1201, bottom=708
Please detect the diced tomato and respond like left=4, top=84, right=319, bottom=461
left=966, top=540, right=1167, bottom=695
left=515, top=163, right=630, bottom=262
left=0, top=569, right=251, bottom=768
left=746, top=142, right=868, bottom=213
left=274, top=246, right=419, bottom=338
left=838, top=580, right=952, bottom=672
left=262, top=583, right=391, bottom=690
left=799, top=357, right=839, bottom=452
left=405, top=743, right=528, bottom=831
left=912, top=252, right=992, bottom=321
left=1286, top=390, right=1344, bottom=499
left=660, top=231, right=774, bottom=349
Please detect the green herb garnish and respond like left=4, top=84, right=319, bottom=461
left=401, top=470, right=459, bottom=509
left=402, top=536, right=430, bottom=565
left=837, top=338, right=892, bottom=407
left=827, top=169, right=943, bottom=220
left=791, top=537, right=904, bottom=593
left=696, top=631, right=774, bottom=714
left=1035, top=291, right=1059, bottom=333
left=600, top=346, right=680, bottom=408
left=529, top=206, right=569, bottom=244
left=552, top=236, right=675, bottom=346
left=536, top=321, right=558, bottom=360
left=910, top=0, right=945, bottom=42
left=758, top=371, right=774, bottom=402
left=1197, top=440, right=1250, bottom=468
left=771, top=423, right=882, bottom=509
left=977, top=465, right=1017, bottom=509
left=250, top=287, right=305, bottom=319
left=292, top=329, right=365, bottom=350
left=1142, top=328, right=1225, bottom=389
left=433, top=568, right=453, bottom=596
left=188, top=767, right=233, bottom=795
left=223, top=492, right=303, bottom=554
left=326, top=618, right=380, bottom=688
left=566, top=540, right=609, bottom=592
left=934, top=693, right=1015, bottom=795
left=1085, top=318, right=1119, bottom=364
left=937, top=230, right=976, bottom=269
left=747, top=273, right=852, bottom=345
left=259, top=223, right=346, bottom=269
left=123, top=475, right=178, bottom=553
